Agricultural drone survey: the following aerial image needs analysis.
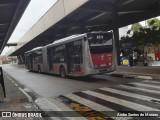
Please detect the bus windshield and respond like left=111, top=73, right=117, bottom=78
left=88, top=32, right=113, bottom=54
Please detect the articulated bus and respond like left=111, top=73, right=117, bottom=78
left=25, top=31, right=115, bottom=77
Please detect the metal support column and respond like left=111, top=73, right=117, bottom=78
left=17, top=55, right=21, bottom=64
left=0, top=67, right=6, bottom=97
left=112, top=7, right=120, bottom=66
left=81, top=26, right=86, bottom=33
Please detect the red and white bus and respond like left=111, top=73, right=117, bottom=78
left=25, top=31, right=115, bottom=77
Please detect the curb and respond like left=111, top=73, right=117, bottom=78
left=110, top=74, right=153, bottom=80
left=110, top=74, right=124, bottom=78
left=3, top=72, right=34, bottom=103
left=130, top=75, right=153, bottom=80
left=35, top=98, right=83, bottom=120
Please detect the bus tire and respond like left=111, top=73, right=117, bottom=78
left=60, top=66, right=66, bottom=78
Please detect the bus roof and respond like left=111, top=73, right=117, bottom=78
left=25, top=31, right=112, bottom=53
left=25, top=46, right=43, bottom=53
left=47, top=31, right=112, bottom=47
left=46, top=34, right=86, bottom=48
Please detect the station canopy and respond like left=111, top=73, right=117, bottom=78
left=7, top=0, right=160, bottom=56
left=0, top=0, right=30, bottom=54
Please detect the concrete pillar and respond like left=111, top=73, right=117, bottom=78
left=112, top=7, right=120, bottom=66
left=17, top=55, right=25, bottom=65
left=17, top=55, right=21, bottom=64
left=21, top=54, right=25, bottom=64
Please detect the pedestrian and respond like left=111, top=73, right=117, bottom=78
left=120, top=49, right=124, bottom=65
left=120, top=50, right=123, bottom=57
left=143, top=52, right=148, bottom=66
left=129, top=54, right=133, bottom=66
left=133, top=50, right=138, bottom=66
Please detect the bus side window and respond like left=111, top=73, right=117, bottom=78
left=34, top=50, right=43, bottom=64
left=53, top=45, right=65, bottom=63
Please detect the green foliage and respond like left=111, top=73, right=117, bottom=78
left=121, top=18, right=160, bottom=47
left=147, top=18, right=160, bottom=30
left=131, top=23, right=143, bottom=32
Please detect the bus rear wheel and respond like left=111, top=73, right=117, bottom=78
left=60, top=66, right=66, bottom=78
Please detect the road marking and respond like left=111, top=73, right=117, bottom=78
left=119, top=85, right=160, bottom=95
left=65, top=94, right=114, bottom=111
left=82, top=90, right=160, bottom=111
left=99, top=87, right=160, bottom=102
left=19, top=87, right=33, bottom=103
left=59, top=96, right=113, bottom=120
left=35, top=98, right=87, bottom=120
left=64, top=94, right=132, bottom=120
left=130, top=82, right=160, bottom=90
left=142, top=80, right=160, bottom=84
left=14, top=83, right=18, bottom=86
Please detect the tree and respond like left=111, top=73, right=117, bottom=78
left=120, top=18, right=160, bottom=60
left=147, top=18, right=160, bottom=30
left=131, top=23, right=143, bottom=32
left=121, top=18, right=160, bottom=47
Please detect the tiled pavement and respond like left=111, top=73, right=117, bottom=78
left=0, top=73, right=44, bottom=120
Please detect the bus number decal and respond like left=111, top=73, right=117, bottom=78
left=97, top=35, right=103, bottom=39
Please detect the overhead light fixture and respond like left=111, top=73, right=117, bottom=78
left=122, top=0, right=134, bottom=5
left=119, top=10, right=145, bottom=15
left=70, top=27, right=77, bottom=30
left=89, top=12, right=110, bottom=21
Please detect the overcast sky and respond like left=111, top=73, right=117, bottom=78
left=2, top=0, right=58, bottom=55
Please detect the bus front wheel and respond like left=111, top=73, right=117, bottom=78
left=60, top=66, right=66, bottom=78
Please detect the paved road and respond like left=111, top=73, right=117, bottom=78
left=57, top=78, right=160, bottom=120
left=2, top=64, right=160, bottom=120
left=2, top=64, right=142, bottom=98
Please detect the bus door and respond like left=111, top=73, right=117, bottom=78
left=27, top=54, right=33, bottom=69
left=66, top=42, right=74, bottom=74
left=47, top=48, right=53, bottom=71
left=30, top=54, right=34, bottom=69
left=73, top=40, right=83, bottom=74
